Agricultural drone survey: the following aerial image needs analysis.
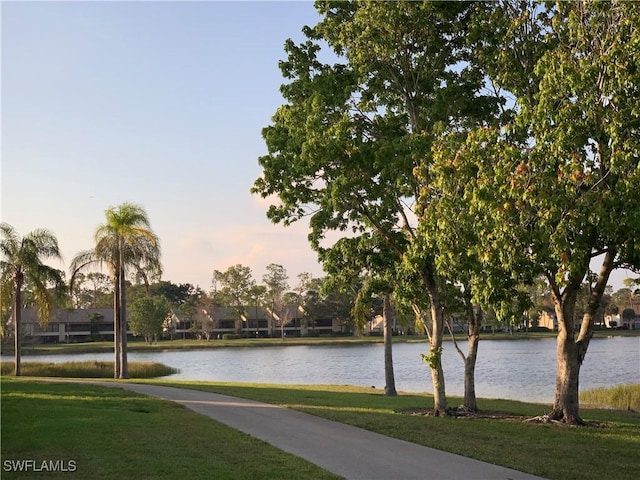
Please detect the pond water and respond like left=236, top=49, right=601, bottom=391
left=18, top=336, right=640, bottom=403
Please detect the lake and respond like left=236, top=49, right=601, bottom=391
left=19, top=336, right=640, bottom=403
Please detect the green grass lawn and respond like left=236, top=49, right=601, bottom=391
left=145, top=380, right=640, bottom=480
left=2, top=379, right=639, bottom=480
left=0, top=378, right=340, bottom=480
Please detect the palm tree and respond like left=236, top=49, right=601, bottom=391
left=70, top=203, right=161, bottom=378
left=0, top=223, right=66, bottom=375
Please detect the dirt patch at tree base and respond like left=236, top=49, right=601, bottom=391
left=397, top=406, right=527, bottom=421
left=396, top=406, right=611, bottom=427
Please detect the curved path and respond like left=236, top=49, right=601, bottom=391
left=92, top=382, right=545, bottom=480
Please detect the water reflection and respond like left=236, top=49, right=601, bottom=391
left=17, top=336, right=640, bottom=403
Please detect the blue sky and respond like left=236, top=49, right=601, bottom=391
left=2, top=0, right=327, bottom=290
left=1, top=0, right=635, bottom=292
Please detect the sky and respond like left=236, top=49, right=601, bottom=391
left=2, top=0, right=329, bottom=290
left=1, top=0, right=636, bottom=293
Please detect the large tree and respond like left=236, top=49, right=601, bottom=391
left=412, top=121, right=537, bottom=411
left=0, top=223, right=66, bottom=375
left=129, top=295, right=170, bottom=345
left=150, top=281, right=198, bottom=306
left=302, top=276, right=354, bottom=333
left=70, top=203, right=161, bottom=378
left=252, top=0, right=493, bottom=414
left=212, top=264, right=256, bottom=336
left=262, top=263, right=290, bottom=337
left=451, top=0, right=640, bottom=424
left=247, top=284, right=267, bottom=338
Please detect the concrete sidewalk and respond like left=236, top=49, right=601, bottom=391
left=97, top=382, right=545, bottom=480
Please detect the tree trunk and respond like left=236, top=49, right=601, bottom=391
left=550, top=289, right=584, bottom=425
left=551, top=321, right=584, bottom=424
left=423, top=269, right=447, bottom=414
left=119, top=258, right=129, bottom=379
left=549, top=251, right=615, bottom=424
left=13, top=276, right=23, bottom=376
left=429, top=311, right=447, bottom=414
left=383, top=293, right=397, bottom=397
left=464, top=308, right=481, bottom=412
left=269, top=310, right=274, bottom=337
left=430, top=342, right=446, bottom=414
left=113, top=277, right=121, bottom=379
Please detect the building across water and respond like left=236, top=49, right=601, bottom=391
left=10, top=306, right=345, bottom=343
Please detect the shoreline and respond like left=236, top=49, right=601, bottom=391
left=2, top=329, right=637, bottom=357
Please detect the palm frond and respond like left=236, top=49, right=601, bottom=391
left=78, top=202, right=162, bottom=301
left=0, top=261, right=16, bottom=282
left=0, top=223, right=20, bottom=258
left=24, top=228, right=63, bottom=260
left=69, top=249, right=112, bottom=294
left=0, top=223, right=66, bottom=331
left=27, top=264, right=66, bottom=327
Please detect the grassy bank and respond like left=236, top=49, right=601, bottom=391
left=2, top=378, right=639, bottom=480
left=581, top=384, right=640, bottom=410
left=2, top=335, right=407, bottom=356
left=3, top=329, right=637, bottom=356
left=3, top=335, right=430, bottom=356
left=0, top=361, right=178, bottom=378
